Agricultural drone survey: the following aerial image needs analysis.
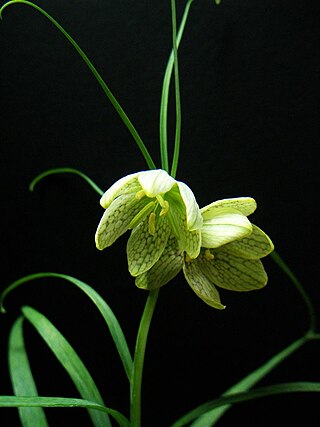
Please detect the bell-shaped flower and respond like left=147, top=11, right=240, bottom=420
left=135, top=197, right=274, bottom=309
left=95, top=169, right=202, bottom=277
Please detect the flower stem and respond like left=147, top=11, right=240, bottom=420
left=130, top=289, right=159, bottom=427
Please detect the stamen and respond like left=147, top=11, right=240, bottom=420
left=156, top=194, right=170, bottom=216
left=135, top=189, right=146, bottom=200
left=148, top=212, right=156, bottom=236
left=205, top=249, right=214, bottom=261
left=185, top=254, right=193, bottom=263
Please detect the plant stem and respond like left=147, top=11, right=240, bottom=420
left=130, top=289, right=159, bottom=427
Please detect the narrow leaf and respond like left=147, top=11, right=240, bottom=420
left=172, top=332, right=320, bottom=426
left=271, top=250, right=317, bottom=332
left=0, top=0, right=156, bottom=170
left=170, top=382, right=320, bottom=427
left=1, top=272, right=133, bottom=382
left=8, top=316, right=49, bottom=427
left=21, top=306, right=111, bottom=427
left=29, top=167, right=104, bottom=196
left=159, top=0, right=194, bottom=171
left=0, top=396, right=130, bottom=427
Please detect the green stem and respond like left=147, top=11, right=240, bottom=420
left=130, top=289, right=159, bottom=427
left=0, top=0, right=156, bottom=170
left=270, top=251, right=317, bottom=332
left=170, top=0, right=182, bottom=179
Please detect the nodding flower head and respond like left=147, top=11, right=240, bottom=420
left=135, top=197, right=274, bottom=309
left=95, top=169, right=202, bottom=277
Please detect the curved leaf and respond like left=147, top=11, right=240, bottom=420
left=170, top=382, right=320, bottom=427
left=0, top=0, right=156, bottom=170
left=159, top=0, right=194, bottom=171
left=22, top=306, right=111, bottom=427
left=1, top=272, right=133, bottom=381
left=0, top=396, right=130, bottom=427
left=29, top=167, right=104, bottom=196
left=8, top=316, right=49, bottom=427
left=171, top=332, right=320, bottom=426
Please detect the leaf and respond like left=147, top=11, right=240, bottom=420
left=170, top=382, right=320, bottom=427
left=159, top=0, right=194, bottom=171
left=21, top=306, right=111, bottom=427
left=29, top=167, right=104, bottom=196
left=1, top=272, right=133, bottom=382
left=8, top=316, right=49, bottom=427
left=171, top=333, right=320, bottom=426
left=0, top=396, right=130, bottom=427
left=0, top=0, right=155, bottom=169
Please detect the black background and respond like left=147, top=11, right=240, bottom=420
left=0, top=0, right=319, bottom=426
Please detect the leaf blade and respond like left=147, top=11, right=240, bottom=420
left=171, top=333, right=320, bottom=426
left=8, top=316, right=49, bottom=427
left=21, top=306, right=111, bottom=427
left=1, top=272, right=133, bottom=381
left=29, top=167, right=104, bottom=196
left=0, top=396, right=130, bottom=427
left=170, top=382, right=320, bottom=427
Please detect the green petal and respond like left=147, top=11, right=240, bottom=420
left=198, top=249, right=268, bottom=291
left=201, top=197, right=257, bottom=220
left=183, top=259, right=225, bottom=309
left=137, top=169, right=175, bottom=197
left=100, top=173, right=139, bottom=208
left=127, top=215, right=171, bottom=276
left=223, top=224, right=274, bottom=259
left=135, top=236, right=183, bottom=290
left=95, top=194, right=144, bottom=250
left=176, top=181, right=202, bottom=230
left=167, top=197, right=201, bottom=258
left=201, top=208, right=253, bottom=248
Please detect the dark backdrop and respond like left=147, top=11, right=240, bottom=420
left=1, top=1, right=319, bottom=426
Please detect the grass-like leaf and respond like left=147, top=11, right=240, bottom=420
left=159, top=0, right=194, bottom=172
left=170, top=382, right=320, bottom=427
left=1, top=272, right=133, bottom=382
left=0, top=0, right=156, bottom=170
left=171, top=331, right=320, bottom=426
left=8, top=316, right=49, bottom=427
left=29, top=167, right=104, bottom=196
left=0, top=396, right=130, bottom=427
left=21, top=305, right=112, bottom=427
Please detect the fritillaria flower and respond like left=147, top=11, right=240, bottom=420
left=95, top=169, right=202, bottom=276
left=135, top=197, right=274, bottom=309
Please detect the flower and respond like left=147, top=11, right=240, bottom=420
left=135, top=197, right=274, bottom=309
left=95, top=169, right=202, bottom=276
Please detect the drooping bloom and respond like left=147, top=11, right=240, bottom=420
left=95, top=169, right=202, bottom=276
left=135, top=197, right=274, bottom=309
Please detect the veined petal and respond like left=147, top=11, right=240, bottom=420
left=176, top=181, right=202, bottom=231
left=201, top=197, right=257, bottom=220
left=137, top=169, right=175, bottom=197
left=201, top=208, right=253, bottom=248
left=183, top=259, right=225, bottom=309
left=95, top=193, right=143, bottom=250
left=223, top=224, right=274, bottom=259
left=166, top=197, right=201, bottom=258
left=198, top=249, right=268, bottom=291
left=135, top=236, right=183, bottom=290
left=127, top=215, right=171, bottom=276
left=100, top=172, right=140, bottom=208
